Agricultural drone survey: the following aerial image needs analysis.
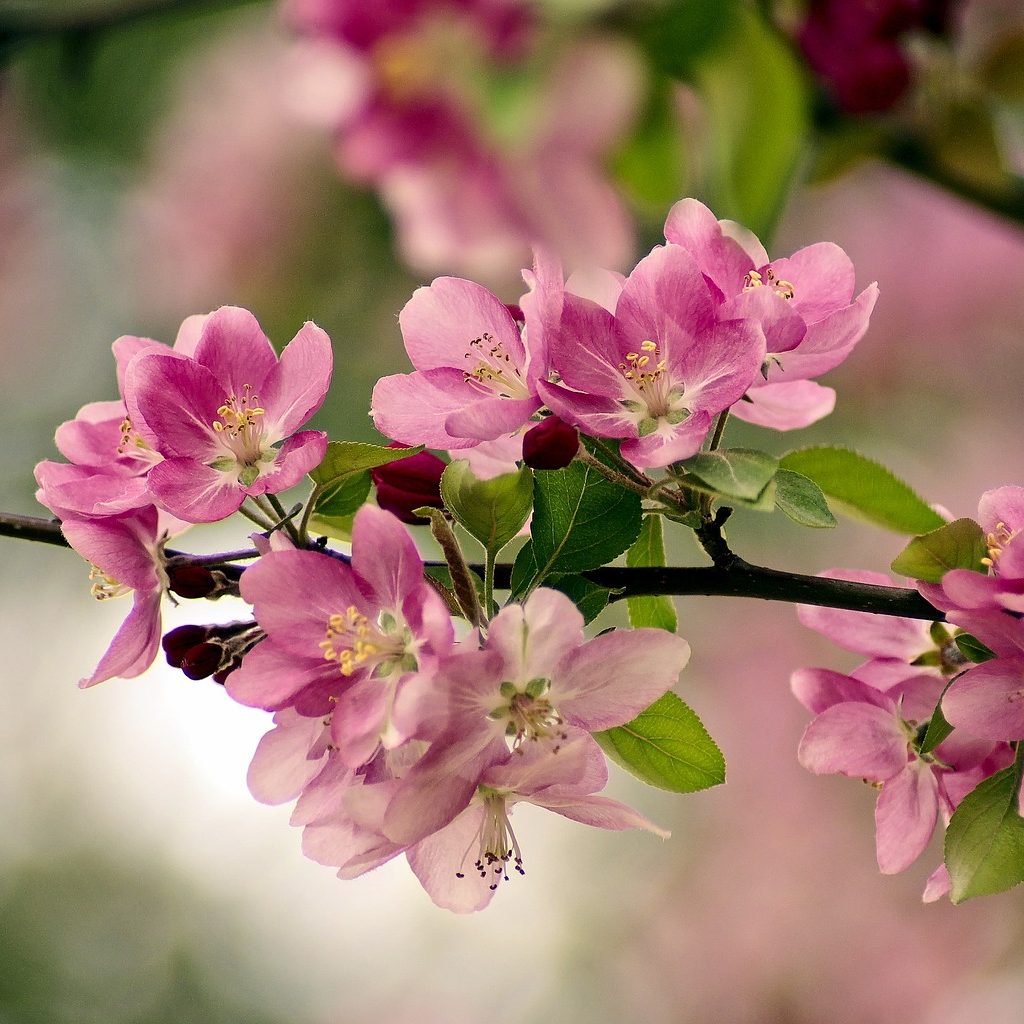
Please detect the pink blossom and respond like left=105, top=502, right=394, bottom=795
left=124, top=306, right=332, bottom=523
left=371, top=249, right=561, bottom=450
left=537, top=244, right=765, bottom=468
left=59, top=506, right=179, bottom=688
left=406, top=734, right=668, bottom=912
left=795, top=669, right=1004, bottom=874
left=34, top=317, right=205, bottom=519
left=227, top=506, right=454, bottom=766
left=662, top=198, right=878, bottom=429
left=384, top=587, right=690, bottom=844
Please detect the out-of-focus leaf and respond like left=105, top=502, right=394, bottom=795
left=627, top=515, right=677, bottom=631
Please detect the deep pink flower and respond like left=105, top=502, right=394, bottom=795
left=227, top=505, right=454, bottom=766
left=124, top=306, right=332, bottom=523
left=662, top=199, right=878, bottom=429
left=406, top=734, right=668, bottom=912
left=537, top=244, right=765, bottom=468
left=384, top=587, right=690, bottom=844
left=60, top=506, right=179, bottom=688
left=371, top=249, right=561, bottom=449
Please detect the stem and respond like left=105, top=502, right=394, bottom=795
left=0, top=511, right=944, bottom=620
left=297, top=486, right=317, bottom=546
left=584, top=437, right=653, bottom=489
left=575, top=445, right=651, bottom=499
left=706, top=410, right=730, bottom=453
left=165, top=548, right=260, bottom=567
left=238, top=500, right=275, bottom=531
left=264, top=492, right=301, bottom=544
left=484, top=549, right=496, bottom=617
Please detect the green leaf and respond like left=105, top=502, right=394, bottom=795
left=693, top=6, right=810, bottom=239
left=956, top=633, right=997, bottom=664
left=440, top=461, right=533, bottom=557
left=919, top=700, right=953, bottom=756
left=773, top=469, right=837, bottom=528
left=945, top=763, right=1024, bottom=903
left=509, top=540, right=537, bottom=598
left=531, top=462, right=642, bottom=582
left=678, top=447, right=778, bottom=502
left=627, top=516, right=677, bottom=632
left=547, top=574, right=610, bottom=625
left=309, top=441, right=423, bottom=487
left=779, top=446, right=946, bottom=534
left=305, top=512, right=355, bottom=543
left=890, top=518, right=988, bottom=584
left=310, top=469, right=371, bottom=519
left=593, top=692, right=726, bottom=793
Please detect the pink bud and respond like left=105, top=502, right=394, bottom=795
left=522, top=416, right=578, bottom=470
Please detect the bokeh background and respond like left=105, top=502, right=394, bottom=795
left=2, top=1, right=1024, bottom=1021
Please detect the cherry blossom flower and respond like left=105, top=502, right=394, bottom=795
left=537, top=244, right=765, bottom=468
left=371, top=249, right=561, bottom=450
left=60, top=506, right=180, bottom=688
left=227, top=505, right=454, bottom=766
left=384, top=587, right=690, bottom=844
left=662, top=198, right=878, bottom=429
left=124, top=306, right=332, bottom=523
left=406, top=735, right=668, bottom=912
left=795, top=669, right=1004, bottom=874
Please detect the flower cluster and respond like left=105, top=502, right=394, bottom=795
left=372, top=199, right=877, bottom=470
left=792, top=488, right=1024, bottom=898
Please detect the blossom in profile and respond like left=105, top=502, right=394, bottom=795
left=60, top=506, right=178, bottom=688
left=124, top=306, right=332, bottom=523
left=662, top=198, right=878, bottom=429
left=538, top=244, right=765, bottom=468
left=406, top=735, right=668, bottom=913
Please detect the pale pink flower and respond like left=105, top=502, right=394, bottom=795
left=406, top=734, right=668, bottom=912
left=662, top=198, right=878, bottom=429
left=124, top=306, right=332, bottom=523
left=537, top=244, right=765, bottom=468
left=384, top=587, right=690, bottom=844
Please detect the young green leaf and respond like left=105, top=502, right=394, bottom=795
left=439, top=461, right=533, bottom=556
left=945, top=762, right=1024, bottom=903
left=890, top=518, right=987, bottom=584
left=678, top=447, right=778, bottom=501
left=593, top=692, right=726, bottom=793
left=773, top=468, right=837, bottom=528
left=779, top=446, right=945, bottom=534
left=309, top=441, right=422, bottom=517
left=955, top=633, right=997, bottom=664
left=627, top=516, right=677, bottom=632
left=531, top=462, right=642, bottom=582
left=310, top=469, right=372, bottom=519
left=509, top=540, right=537, bottom=598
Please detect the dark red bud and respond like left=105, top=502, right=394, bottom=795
left=371, top=446, right=447, bottom=524
left=167, top=564, right=218, bottom=599
left=180, top=642, right=223, bottom=680
left=522, top=416, right=578, bottom=470
left=162, top=625, right=211, bottom=667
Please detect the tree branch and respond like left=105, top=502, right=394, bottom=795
left=1, top=511, right=943, bottom=620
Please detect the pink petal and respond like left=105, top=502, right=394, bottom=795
left=662, top=198, right=755, bottom=297
left=730, top=380, right=836, bottom=430
left=248, top=430, right=328, bottom=496
left=398, top=277, right=525, bottom=372
left=721, top=286, right=805, bottom=354
left=350, top=504, right=424, bottom=610
left=259, top=321, right=333, bottom=438
left=537, top=381, right=637, bottom=439
left=225, top=638, right=339, bottom=711
left=766, top=242, right=855, bottom=321
left=978, top=485, right=1024, bottom=536
left=193, top=305, right=279, bottom=396
left=550, top=293, right=631, bottom=396
left=874, top=762, right=938, bottom=874
left=487, top=589, right=584, bottom=683
left=80, top=589, right=162, bottom=687
left=564, top=266, right=624, bottom=312
left=60, top=510, right=161, bottom=592
left=444, top=396, right=541, bottom=441
left=677, top=319, right=765, bottom=414
left=330, top=678, right=389, bottom=767
left=146, top=457, right=242, bottom=524
left=371, top=369, right=479, bottom=449
left=922, top=864, right=951, bottom=903
left=790, top=667, right=894, bottom=715
left=798, top=702, right=908, bottom=780
left=538, top=792, right=670, bottom=838
left=247, top=709, right=329, bottom=804
left=941, top=659, right=1024, bottom=740
left=619, top=410, right=713, bottom=468
left=553, top=629, right=691, bottom=730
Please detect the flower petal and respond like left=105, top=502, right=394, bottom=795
left=798, top=702, right=908, bottom=780
left=193, top=305, right=279, bottom=395
left=874, top=762, right=938, bottom=874
left=259, top=321, right=333, bottom=438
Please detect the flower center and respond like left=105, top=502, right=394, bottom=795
left=88, top=565, right=132, bottom=601
left=462, top=332, right=530, bottom=400
left=981, top=521, right=1017, bottom=570
left=617, top=340, right=689, bottom=434
left=117, top=417, right=161, bottom=470
left=211, top=384, right=267, bottom=472
left=489, top=677, right=569, bottom=749
left=744, top=267, right=795, bottom=301
left=319, top=607, right=414, bottom=678
left=454, top=787, right=526, bottom=889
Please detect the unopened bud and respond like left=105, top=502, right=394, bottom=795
left=523, top=416, right=578, bottom=470
left=167, top=564, right=218, bottom=599
left=162, top=625, right=211, bottom=667
left=180, top=642, right=223, bottom=680
left=371, top=446, right=447, bottom=524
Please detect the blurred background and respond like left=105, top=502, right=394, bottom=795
left=2, top=0, right=1024, bottom=1021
